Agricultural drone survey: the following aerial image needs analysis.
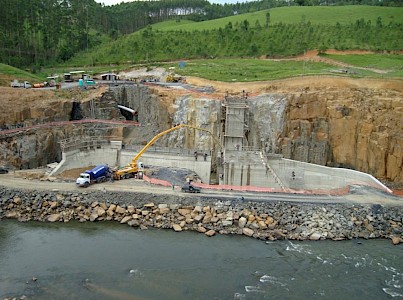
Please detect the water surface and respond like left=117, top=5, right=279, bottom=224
left=0, top=220, right=401, bottom=299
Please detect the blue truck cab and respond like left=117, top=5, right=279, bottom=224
left=76, top=165, right=110, bottom=187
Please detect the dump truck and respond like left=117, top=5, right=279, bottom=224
left=76, top=165, right=111, bottom=187
left=10, top=80, right=31, bottom=88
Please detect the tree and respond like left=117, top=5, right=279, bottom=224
left=265, top=12, right=271, bottom=28
left=318, top=43, right=328, bottom=55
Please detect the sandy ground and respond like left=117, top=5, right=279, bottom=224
left=185, top=75, right=403, bottom=95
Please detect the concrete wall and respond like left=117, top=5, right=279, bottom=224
left=120, top=150, right=212, bottom=184
left=50, top=143, right=211, bottom=183
left=269, top=158, right=390, bottom=192
left=51, top=146, right=119, bottom=176
left=224, top=162, right=280, bottom=188
left=221, top=152, right=390, bottom=192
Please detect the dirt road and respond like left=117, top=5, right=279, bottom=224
left=1, top=173, right=401, bottom=207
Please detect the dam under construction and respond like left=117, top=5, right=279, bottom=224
left=0, top=82, right=395, bottom=195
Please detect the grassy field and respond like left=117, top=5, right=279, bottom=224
left=2, top=52, right=401, bottom=87
left=20, top=53, right=403, bottom=86
left=0, top=63, right=44, bottom=86
left=324, top=54, right=403, bottom=77
left=152, top=6, right=403, bottom=32
left=161, top=58, right=395, bottom=82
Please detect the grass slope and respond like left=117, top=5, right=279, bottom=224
left=152, top=6, right=403, bottom=31
left=324, top=54, right=403, bottom=69
left=0, top=63, right=44, bottom=86
left=162, top=56, right=401, bottom=82
left=65, top=5, right=402, bottom=67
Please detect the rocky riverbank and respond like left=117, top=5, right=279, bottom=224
left=0, top=187, right=402, bottom=245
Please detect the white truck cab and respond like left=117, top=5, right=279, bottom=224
left=76, top=173, right=91, bottom=187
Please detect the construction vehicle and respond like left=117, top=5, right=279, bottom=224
left=10, top=80, right=31, bottom=88
left=114, top=124, right=218, bottom=180
left=76, top=165, right=111, bottom=187
left=181, top=183, right=201, bottom=193
left=166, top=73, right=183, bottom=83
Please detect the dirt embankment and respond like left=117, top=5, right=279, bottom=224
left=185, top=76, right=403, bottom=95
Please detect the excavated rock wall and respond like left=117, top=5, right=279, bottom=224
left=1, top=84, right=401, bottom=184
left=110, top=85, right=167, bottom=130
left=169, top=95, right=221, bottom=151
left=282, top=89, right=402, bottom=183
left=0, top=99, right=72, bottom=129
left=0, top=88, right=136, bottom=169
left=0, top=125, right=121, bottom=169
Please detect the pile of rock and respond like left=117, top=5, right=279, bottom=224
left=0, top=187, right=402, bottom=244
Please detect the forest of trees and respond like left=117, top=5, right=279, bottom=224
left=0, top=0, right=401, bottom=68
left=67, top=16, right=402, bottom=66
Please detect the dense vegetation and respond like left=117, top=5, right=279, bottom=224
left=69, top=6, right=403, bottom=66
left=0, top=0, right=401, bottom=69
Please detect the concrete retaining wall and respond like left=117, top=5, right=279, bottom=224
left=269, top=158, right=391, bottom=193
left=224, top=163, right=281, bottom=188
left=120, top=150, right=212, bottom=184
left=50, top=146, right=119, bottom=176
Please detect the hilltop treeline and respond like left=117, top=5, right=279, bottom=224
left=70, top=17, right=402, bottom=66
left=0, top=0, right=401, bottom=68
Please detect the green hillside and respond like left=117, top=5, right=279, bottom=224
left=0, top=63, right=44, bottom=86
left=152, top=6, right=403, bottom=31
left=66, top=5, right=403, bottom=67
left=324, top=53, right=403, bottom=70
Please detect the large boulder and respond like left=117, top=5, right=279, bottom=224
left=242, top=228, right=254, bottom=237
left=47, top=213, right=61, bottom=222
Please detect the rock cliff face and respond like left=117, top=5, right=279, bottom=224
left=0, top=125, right=122, bottom=169
left=169, top=95, right=221, bottom=150
left=278, top=89, right=403, bottom=182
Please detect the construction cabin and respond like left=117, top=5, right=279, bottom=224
left=46, top=76, right=59, bottom=87
left=100, top=73, right=119, bottom=81
left=63, top=71, right=85, bottom=82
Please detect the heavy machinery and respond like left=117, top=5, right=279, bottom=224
left=76, top=165, right=111, bottom=187
left=114, top=124, right=218, bottom=180
left=10, top=80, right=31, bottom=88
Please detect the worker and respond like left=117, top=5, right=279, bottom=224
left=194, top=151, right=198, bottom=161
left=204, top=153, right=207, bottom=161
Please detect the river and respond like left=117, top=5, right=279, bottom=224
left=0, top=220, right=401, bottom=299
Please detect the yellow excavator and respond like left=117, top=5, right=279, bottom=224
left=113, top=124, right=218, bottom=180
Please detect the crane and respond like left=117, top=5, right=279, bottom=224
left=114, top=124, right=219, bottom=180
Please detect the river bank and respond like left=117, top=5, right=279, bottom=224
left=0, top=187, right=402, bottom=244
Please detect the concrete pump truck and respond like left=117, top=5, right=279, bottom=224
left=113, top=124, right=218, bottom=180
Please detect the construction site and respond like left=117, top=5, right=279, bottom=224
left=0, top=66, right=402, bottom=198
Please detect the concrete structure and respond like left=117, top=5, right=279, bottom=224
left=121, top=146, right=211, bottom=183
left=48, top=93, right=390, bottom=193
left=51, top=141, right=212, bottom=184
left=218, top=95, right=250, bottom=185
left=268, top=158, right=390, bottom=192
left=216, top=93, right=390, bottom=193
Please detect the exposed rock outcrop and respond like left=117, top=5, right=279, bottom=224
left=280, top=88, right=402, bottom=183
